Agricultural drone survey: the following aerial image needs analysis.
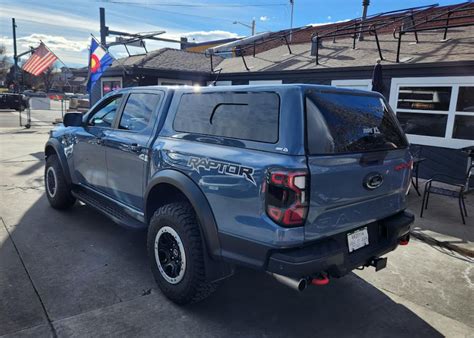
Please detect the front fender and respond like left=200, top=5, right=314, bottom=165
left=45, top=138, right=72, bottom=185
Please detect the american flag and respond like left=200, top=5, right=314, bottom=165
left=22, top=43, right=58, bottom=76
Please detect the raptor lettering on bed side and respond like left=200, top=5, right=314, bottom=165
left=187, top=156, right=256, bottom=186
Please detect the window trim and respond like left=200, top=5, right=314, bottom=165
left=389, top=76, right=474, bottom=148
left=172, top=91, right=281, bottom=144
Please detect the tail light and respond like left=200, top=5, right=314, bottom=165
left=264, top=169, right=309, bottom=227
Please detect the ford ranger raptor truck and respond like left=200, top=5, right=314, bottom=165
left=44, top=84, right=414, bottom=304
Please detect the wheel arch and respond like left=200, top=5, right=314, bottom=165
left=145, top=170, right=233, bottom=282
left=145, top=169, right=221, bottom=258
left=44, top=139, right=72, bottom=185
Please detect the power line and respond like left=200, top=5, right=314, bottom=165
left=99, top=1, right=288, bottom=8
left=103, top=2, right=246, bottom=23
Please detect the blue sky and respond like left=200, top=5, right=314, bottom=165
left=0, top=0, right=463, bottom=67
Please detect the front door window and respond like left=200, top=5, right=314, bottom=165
left=88, top=95, right=122, bottom=128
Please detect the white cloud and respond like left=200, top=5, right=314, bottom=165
left=0, top=4, right=158, bottom=35
left=0, top=6, right=97, bottom=33
left=260, top=16, right=269, bottom=22
left=166, top=30, right=239, bottom=43
left=0, top=34, right=88, bottom=55
left=1, top=28, right=240, bottom=67
left=0, top=34, right=89, bottom=67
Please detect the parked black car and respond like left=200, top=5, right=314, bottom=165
left=0, top=93, right=28, bottom=111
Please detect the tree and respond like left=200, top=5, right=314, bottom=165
left=40, top=67, right=56, bottom=92
left=0, top=44, right=12, bottom=87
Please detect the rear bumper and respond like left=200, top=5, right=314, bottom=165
left=266, top=210, right=414, bottom=278
left=219, top=210, right=414, bottom=279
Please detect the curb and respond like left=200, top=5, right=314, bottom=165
left=411, top=231, right=474, bottom=258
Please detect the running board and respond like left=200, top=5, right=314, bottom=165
left=72, top=186, right=147, bottom=230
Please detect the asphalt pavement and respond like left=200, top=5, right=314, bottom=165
left=0, top=114, right=473, bottom=337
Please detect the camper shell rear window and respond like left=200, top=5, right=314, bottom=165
left=173, top=91, right=280, bottom=143
left=306, top=89, right=408, bottom=154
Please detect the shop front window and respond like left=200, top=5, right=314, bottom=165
left=102, top=79, right=122, bottom=96
left=390, top=78, right=474, bottom=148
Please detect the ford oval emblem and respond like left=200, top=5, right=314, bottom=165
left=363, top=172, right=384, bottom=190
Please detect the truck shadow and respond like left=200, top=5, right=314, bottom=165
left=1, top=194, right=443, bottom=337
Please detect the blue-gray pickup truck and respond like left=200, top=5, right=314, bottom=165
left=44, top=84, right=414, bottom=304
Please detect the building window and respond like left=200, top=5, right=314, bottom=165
left=397, top=86, right=451, bottom=111
left=158, top=78, right=192, bottom=86
left=453, top=86, right=474, bottom=141
left=101, top=77, right=122, bottom=97
left=456, top=87, right=474, bottom=112
left=207, top=81, right=232, bottom=86
left=396, top=112, right=448, bottom=137
left=389, top=77, right=474, bottom=148
left=331, top=79, right=372, bottom=91
left=248, top=80, right=282, bottom=85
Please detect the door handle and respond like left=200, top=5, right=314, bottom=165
left=130, top=143, right=141, bottom=152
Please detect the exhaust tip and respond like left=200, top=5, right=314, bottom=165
left=269, top=273, right=307, bottom=292
left=297, top=278, right=307, bottom=291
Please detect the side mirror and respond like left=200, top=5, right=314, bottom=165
left=63, top=112, right=83, bottom=127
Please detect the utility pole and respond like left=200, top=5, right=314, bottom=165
left=100, top=7, right=108, bottom=46
left=289, top=0, right=294, bottom=42
left=233, top=20, right=256, bottom=36
left=12, top=18, right=18, bottom=92
left=359, top=0, right=370, bottom=41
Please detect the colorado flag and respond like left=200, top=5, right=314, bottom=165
left=87, top=38, right=114, bottom=93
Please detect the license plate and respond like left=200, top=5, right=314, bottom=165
left=347, top=227, right=369, bottom=253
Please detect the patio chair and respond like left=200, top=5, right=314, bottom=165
left=409, top=145, right=425, bottom=196
left=420, top=164, right=473, bottom=224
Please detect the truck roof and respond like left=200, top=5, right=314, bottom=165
left=116, top=83, right=381, bottom=97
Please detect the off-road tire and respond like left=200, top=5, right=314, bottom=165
left=147, top=202, right=217, bottom=305
left=44, top=154, right=76, bottom=209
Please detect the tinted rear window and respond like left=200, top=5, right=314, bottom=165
left=306, top=90, right=408, bottom=154
left=173, top=92, right=279, bottom=143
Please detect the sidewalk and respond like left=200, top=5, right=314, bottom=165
left=407, top=183, right=473, bottom=257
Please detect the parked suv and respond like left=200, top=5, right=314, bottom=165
left=44, top=85, right=414, bottom=304
left=0, top=93, right=28, bottom=111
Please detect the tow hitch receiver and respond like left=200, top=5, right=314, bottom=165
left=370, top=257, right=387, bottom=272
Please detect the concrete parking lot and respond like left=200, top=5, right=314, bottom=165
left=1, top=112, right=473, bottom=337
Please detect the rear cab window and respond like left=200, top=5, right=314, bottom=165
left=173, top=91, right=280, bottom=143
left=305, top=89, right=408, bottom=154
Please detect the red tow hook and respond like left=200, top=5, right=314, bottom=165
left=311, top=274, right=330, bottom=286
left=399, top=234, right=410, bottom=246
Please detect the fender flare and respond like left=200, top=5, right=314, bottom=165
left=145, top=169, right=222, bottom=258
left=44, top=139, right=72, bottom=185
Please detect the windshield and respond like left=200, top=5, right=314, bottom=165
left=306, top=90, right=408, bottom=154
